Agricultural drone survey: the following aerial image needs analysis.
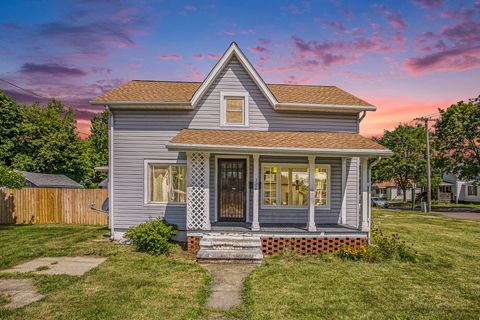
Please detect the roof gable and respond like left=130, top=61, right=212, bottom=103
left=91, top=42, right=376, bottom=113
left=190, top=42, right=277, bottom=108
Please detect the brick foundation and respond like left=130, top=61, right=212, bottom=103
left=187, top=235, right=367, bottom=255
left=261, top=237, right=367, bottom=255
left=187, top=236, right=201, bottom=254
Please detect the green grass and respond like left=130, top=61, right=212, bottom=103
left=0, top=225, right=210, bottom=319
left=229, top=209, right=480, bottom=319
left=388, top=201, right=480, bottom=211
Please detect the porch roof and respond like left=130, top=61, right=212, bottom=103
left=167, top=129, right=393, bottom=157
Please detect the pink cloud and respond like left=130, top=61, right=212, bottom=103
left=376, top=5, right=407, bottom=29
left=185, top=63, right=203, bottom=81
left=258, top=38, right=271, bottom=46
left=193, top=54, right=204, bottom=60
left=207, top=53, right=221, bottom=60
left=404, top=45, right=480, bottom=74
left=361, top=97, right=454, bottom=137
left=159, top=54, right=182, bottom=61
left=240, top=29, right=256, bottom=35
left=249, top=46, right=271, bottom=55
left=223, top=30, right=235, bottom=36
left=411, top=0, right=443, bottom=8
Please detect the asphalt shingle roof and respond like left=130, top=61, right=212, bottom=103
left=18, top=171, right=84, bottom=188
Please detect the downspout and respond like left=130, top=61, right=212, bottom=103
left=359, top=110, right=367, bottom=123
left=368, top=157, right=382, bottom=244
left=108, top=107, right=115, bottom=240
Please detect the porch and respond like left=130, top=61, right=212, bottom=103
left=167, top=129, right=393, bottom=240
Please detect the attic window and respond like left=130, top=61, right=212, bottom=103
left=220, top=92, right=249, bottom=126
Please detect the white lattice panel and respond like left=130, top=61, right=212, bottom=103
left=186, top=152, right=210, bottom=230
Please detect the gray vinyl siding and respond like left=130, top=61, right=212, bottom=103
left=345, top=158, right=359, bottom=227
left=111, top=56, right=361, bottom=231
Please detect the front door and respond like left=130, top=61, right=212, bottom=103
left=218, top=159, right=247, bottom=221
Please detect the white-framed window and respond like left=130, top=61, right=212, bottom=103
left=467, top=185, right=478, bottom=196
left=220, top=91, right=249, bottom=127
left=144, top=161, right=187, bottom=205
left=261, top=163, right=330, bottom=209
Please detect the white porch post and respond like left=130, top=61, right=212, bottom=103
left=360, top=157, right=369, bottom=232
left=251, top=154, right=260, bottom=231
left=308, top=155, right=317, bottom=232
left=186, top=152, right=211, bottom=230
left=204, top=152, right=211, bottom=230
left=340, top=157, right=347, bottom=225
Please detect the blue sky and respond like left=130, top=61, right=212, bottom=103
left=1, top=0, right=479, bottom=136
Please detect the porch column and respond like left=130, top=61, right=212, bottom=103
left=340, top=157, right=347, bottom=225
left=251, top=154, right=260, bottom=231
left=308, top=155, right=317, bottom=232
left=186, top=152, right=211, bottom=230
left=360, top=157, right=369, bottom=232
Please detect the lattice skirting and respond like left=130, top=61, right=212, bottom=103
left=187, top=236, right=201, bottom=254
left=261, top=237, right=367, bottom=255
left=186, top=235, right=366, bottom=255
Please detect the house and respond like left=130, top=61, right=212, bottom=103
left=372, top=180, right=422, bottom=201
left=91, top=42, right=392, bottom=261
left=443, top=174, right=480, bottom=203
left=16, top=171, right=84, bottom=189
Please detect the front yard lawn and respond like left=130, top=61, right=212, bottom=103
left=0, top=225, right=210, bottom=320
left=229, top=209, right=480, bottom=319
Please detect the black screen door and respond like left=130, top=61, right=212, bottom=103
left=218, top=159, right=246, bottom=221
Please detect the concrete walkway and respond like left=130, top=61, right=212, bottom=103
left=1, top=257, right=106, bottom=276
left=0, top=279, right=44, bottom=308
left=203, top=263, right=256, bottom=311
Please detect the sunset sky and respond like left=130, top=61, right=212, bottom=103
left=1, top=0, right=479, bottom=137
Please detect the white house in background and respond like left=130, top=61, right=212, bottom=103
left=443, top=173, right=480, bottom=203
left=90, top=42, right=392, bottom=262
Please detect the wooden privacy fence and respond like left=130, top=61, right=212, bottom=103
left=0, top=188, right=108, bottom=225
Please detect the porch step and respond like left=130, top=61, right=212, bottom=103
left=197, top=234, right=263, bottom=264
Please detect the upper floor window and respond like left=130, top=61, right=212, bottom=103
left=220, top=92, right=249, bottom=127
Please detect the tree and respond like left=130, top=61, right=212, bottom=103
left=372, top=124, right=443, bottom=202
left=0, top=91, right=23, bottom=167
left=0, top=163, right=25, bottom=188
left=435, top=96, right=480, bottom=182
left=12, top=99, right=92, bottom=184
left=85, top=110, right=109, bottom=187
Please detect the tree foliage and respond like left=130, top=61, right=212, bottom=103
left=372, top=124, right=443, bottom=201
left=0, top=90, right=109, bottom=187
left=85, top=110, right=109, bottom=187
left=0, top=163, right=25, bottom=188
left=434, top=96, right=480, bottom=182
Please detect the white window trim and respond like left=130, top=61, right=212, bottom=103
left=260, top=162, right=331, bottom=210
left=467, top=185, right=479, bottom=197
left=144, top=159, right=187, bottom=206
left=220, top=91, right=249, bottom=127
left=214, top=155, right=250, bottom=223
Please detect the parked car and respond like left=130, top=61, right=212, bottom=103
left=372, top=197, right=389, bottom=208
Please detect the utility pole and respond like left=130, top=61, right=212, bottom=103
left=415, top=117, right=433, bottom=212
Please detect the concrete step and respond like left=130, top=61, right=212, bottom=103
left=197, top=248, right=263, bottom=264
left=196, top=233, right=263, bottom=263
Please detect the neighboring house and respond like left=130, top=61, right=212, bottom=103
left=372, top=180, right=422, bottom=201
left=16, top=171, right=84, bottom=189
left=443, top=173, right=480, bottom=203
left=91, top=42, right=392, bottom=261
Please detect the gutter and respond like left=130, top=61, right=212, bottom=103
left=359, top=110, right=367, bottom=122
left=167, top=143, right=394, bottom=157
left=275, top=103, right=376, bottom=113
left=367, top=157, right=382, bottom=244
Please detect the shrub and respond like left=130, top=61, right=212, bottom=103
left=335, top=225, right=417, bottom=263
left=124, top=218, right=177, bottom=255
left=367, top=225, right=417, bottom=262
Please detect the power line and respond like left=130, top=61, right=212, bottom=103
left=0, top=78, right=49, bottom=100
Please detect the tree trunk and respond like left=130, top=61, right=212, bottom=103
left=402, top=187, right=407, bottom=203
